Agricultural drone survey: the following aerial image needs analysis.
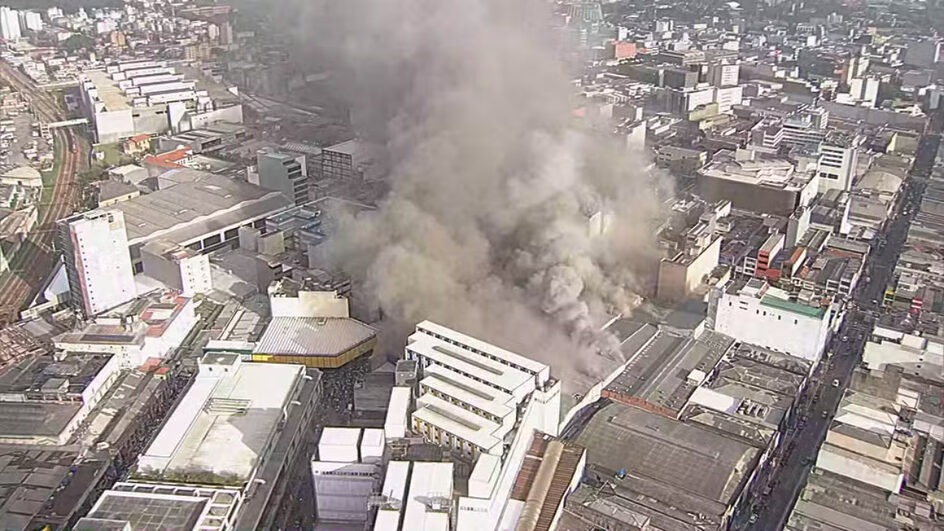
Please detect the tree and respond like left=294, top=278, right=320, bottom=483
left=61, top=34, right=95, bottom=53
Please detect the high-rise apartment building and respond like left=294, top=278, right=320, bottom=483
left=19, top=10, right=41, bottom=32
left=0, top=7, right=21, bottom=41
left=57, top=210, right=137, bottom=317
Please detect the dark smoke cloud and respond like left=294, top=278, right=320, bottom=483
left=290, top=0, right=672, bottom=392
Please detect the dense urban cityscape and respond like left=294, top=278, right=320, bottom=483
left=0, top=0, right=942, bottom=529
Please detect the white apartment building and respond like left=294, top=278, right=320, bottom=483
left=712, top=278, right=834, bottom=362
left=57, top=209, right=136, bottom=317
left=19, top=11, right=41, bottom=32
left=817, top=135, right=861, bottom=193
left=0, top=7, right=20, bottom=41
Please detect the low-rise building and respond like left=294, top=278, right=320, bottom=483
left=786, top=367, right=944, bottom=530
left=53, top=291, right=198, bottom=368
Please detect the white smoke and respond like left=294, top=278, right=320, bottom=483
left=290, top=0, right=672, bottom=391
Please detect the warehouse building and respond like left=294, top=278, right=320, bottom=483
left=108, top=168, right=291, bottom=272
left=80, top=61, right=243, bottom=144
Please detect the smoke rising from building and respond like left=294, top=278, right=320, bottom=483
left=293, top=0, right=671, bottom=390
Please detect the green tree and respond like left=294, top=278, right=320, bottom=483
left=61, top=34, right=95, bottom=53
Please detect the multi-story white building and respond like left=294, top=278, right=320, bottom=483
left=817, top=133, right=862, bottom=193
left=402, top=321, right=563, bottom=531
left=56, top=209, right=136, bottom=317
left=82, top=353, right=323, bottom=531
left=714, top=85, right=743, bottom=113
left=0, top=7, right=20, bottom=41
left=709, top=62, right=739, bottom=87
left=79, top=61, right=243, bottom=144
left=19, top=11, right=41, bottom=32
left=312, top=427, right=384, bottom=523
left=53, top=291, right=199, bottom=368
left=781, top=114, right=828, bottom=148
left=711, top=278, right=834, bottom=363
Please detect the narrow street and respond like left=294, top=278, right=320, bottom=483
left=743, top=132, right=940, bottom=530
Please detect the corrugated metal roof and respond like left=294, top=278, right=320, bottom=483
left=254, top=317, right=375, bottom=357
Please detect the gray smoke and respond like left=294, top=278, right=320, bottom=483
left=291, top=0, right=671, bottom=391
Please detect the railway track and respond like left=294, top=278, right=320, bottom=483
left=0, top=63, right=82, bottom=323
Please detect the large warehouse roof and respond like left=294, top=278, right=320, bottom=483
left=112, top=169, right=290, bottom=245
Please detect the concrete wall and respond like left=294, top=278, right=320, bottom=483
left=94, top=109, right=135, bottom=144
left=714, top=291, right=831, bottom=361
left=657, top=236, right=722, bottom=302
left=696, top=174, right=800, bottom=216
left=270, top=290, right=350, bottom=319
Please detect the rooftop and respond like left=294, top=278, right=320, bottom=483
left=254, top=317, right=376, bottom=357
left=86, top=69, right=130, bottom=111
left=575, top=402, right=759, bottom=525
left=0, top=353, right=112, bottom=438
left=402, top=462, right=453, bottom=531
left=413, top=393, right=505, bottom=453
left=603, top=329, right=732, bottom=416
left=406, top=333, right=534, bottom=396
left=700, top=149, right=812, bottom=190
left=110, top=169, right=290, bottom=245
left=135, top=359, right=304, bottom=483
left=0, top=446, right=109, bottom=531
left=78, top=483, right=241, bottom=531
left=420, top=363, right=515, bottom=420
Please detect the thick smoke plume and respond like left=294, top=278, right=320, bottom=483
left=292, top=0, right=671, bottom=391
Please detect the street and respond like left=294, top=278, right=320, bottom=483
left=743, top=132, right=940, bottom=530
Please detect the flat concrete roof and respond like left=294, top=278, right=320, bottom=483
left=136, top=361, right=303, bottom=482
left=111, top=169, right=290, bottom=245
left=86, top=69, right=130, bottom=111
left=0, top=353, right=112, bottom=438
left=402, top=462, right=453, bottom=531
left=81, top=483, right=241, bottom=531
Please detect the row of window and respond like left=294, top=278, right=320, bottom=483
left=420, top=385, right=503, bottom=424
left=419, top=328, right=534, bottom=376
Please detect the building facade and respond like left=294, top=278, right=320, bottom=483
left=711, top=279, right=833, bottom=362
left=257, top=151, right=309, bottom=205
left=56, top=210, right=137, bottom=317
